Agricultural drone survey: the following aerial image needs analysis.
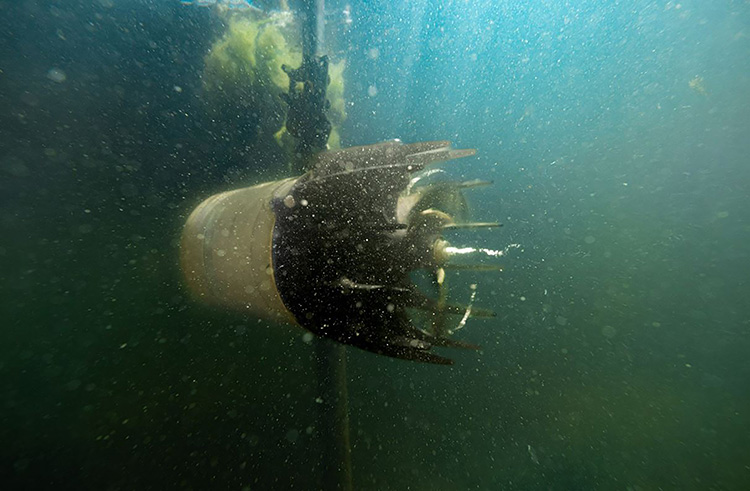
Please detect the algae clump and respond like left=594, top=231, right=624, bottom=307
left=202, top=11, right=346, bottom=170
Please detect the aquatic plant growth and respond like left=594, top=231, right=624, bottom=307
left=202, top=11, right=346, bottom=160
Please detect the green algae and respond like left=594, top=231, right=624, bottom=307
left=202, top=11, right=346, bottom=160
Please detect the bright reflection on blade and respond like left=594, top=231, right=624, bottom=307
left=445, top=243, right=521, bottom=258
left=450, top=284, right=477, bottom=334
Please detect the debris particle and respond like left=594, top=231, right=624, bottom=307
left=47, top=67, right=67, bottom=83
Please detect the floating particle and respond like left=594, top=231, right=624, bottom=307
left=527, top=445, right=539, bottom=465
left=47, top=67, right=67, bottom=83
left=601, top=325, right=617, bottom=338
left=285, top=429, right=299, bottom=443
left=65, top=379, right=82, bottom=391
left=688, top=76, right=707, bottom=96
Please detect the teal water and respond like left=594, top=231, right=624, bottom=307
left=1, top=0, right=749, bottom=489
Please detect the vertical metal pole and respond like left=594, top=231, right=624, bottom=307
left=313, top=340, right=353, bottom=491
left=299, top=0, right=326, bottom=59
left=293, top=1, right=353, bottom=489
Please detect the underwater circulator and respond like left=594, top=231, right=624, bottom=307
left=180, top=140, right=499, bottom=364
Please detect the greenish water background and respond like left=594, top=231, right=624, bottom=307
left=1, top=0, right=749, bottom=489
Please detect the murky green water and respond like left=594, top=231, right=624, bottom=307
left=1, top=1, right=749, bottom=489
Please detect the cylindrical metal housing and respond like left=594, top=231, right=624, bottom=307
left=180, top=177, right=299, bottom=325
left=179, top=140, right=486, bottom=364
